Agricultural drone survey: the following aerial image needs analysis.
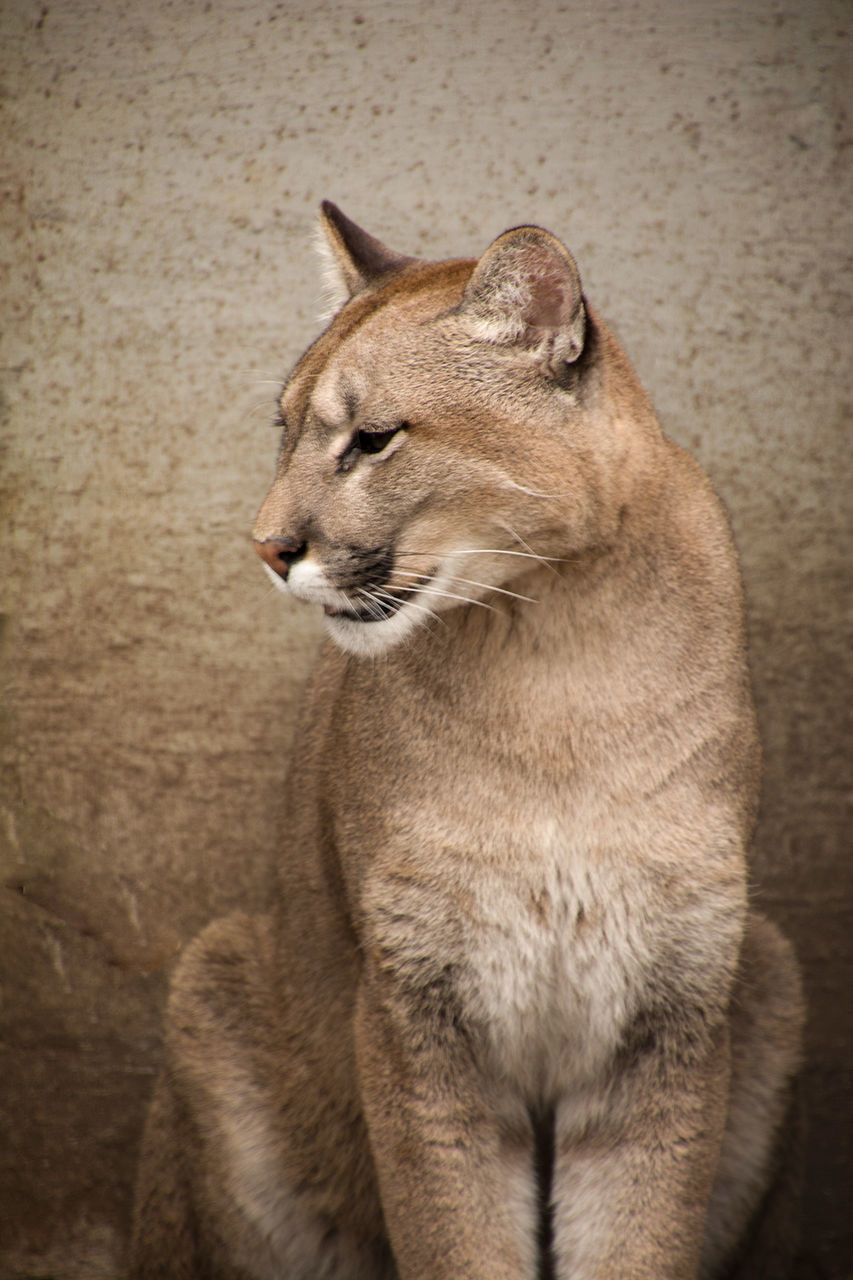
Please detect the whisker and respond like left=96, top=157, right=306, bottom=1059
left=241, top=369, right=284, bottom=382
left=394, top=548, right=566, bottom=564
left=338, top=588, right=361, bottom=616
left=417, top=585, right=498, bottom=613
left=440, top=575, right=539, bottom=605
left=238, top=397, right=280, bottom=430
left=368, top=588, right=445, bottom=639
left=235, top=578, right=290, bottom=623
left=499, top=526, right=566, bottom=576
left=358, top=595, right=386, bottom=622
left=386, top=568, right=434, bottom=583
left=389, top=567, right=538, bottom=605
left=372, top=587, right=445, bottom=626
left=357, top=586, right=398, bottom=623
left=389, top=568, right=437, bottom=582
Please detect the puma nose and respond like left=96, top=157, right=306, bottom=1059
left=253, top=538, right=307, bottom=580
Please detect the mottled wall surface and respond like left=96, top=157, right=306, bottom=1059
left=1, top=0, right=850, bottom=1275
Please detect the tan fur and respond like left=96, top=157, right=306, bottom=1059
left=131, top=205, right=804, bottom=1279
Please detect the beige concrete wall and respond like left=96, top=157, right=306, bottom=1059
left=1, top=0, right=850, bottom=1274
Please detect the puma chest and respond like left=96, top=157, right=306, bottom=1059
left=364, top=819, right=661, bottom=1098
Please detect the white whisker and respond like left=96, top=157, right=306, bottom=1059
left=395, top=548, right=564, bottom=565
left=372, top=587, right=444, bottom=627
left=441, top=575, right=538, bottom=605
left=390, top=568, right=437, bottom=582
left=238, top=397, right=280, bottom=430
left=418, top=585, right=498, bottom=613
left=241, top=369, right=284, bottom=382
left=500, top=526, right=566, bottom=575
left=390, top=567, right=538, bottom=606
left=339, top=589, right=361, bottom=616
left=358, top=594, right=386, bottom=622
left=387, top=568, right=433, bottom=581
left=237, top=578, right=290, bottom=623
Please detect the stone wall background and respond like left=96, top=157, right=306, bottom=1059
left=1, top=0, right=850, bottom=1275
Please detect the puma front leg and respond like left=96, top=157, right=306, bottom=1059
left=551, top=1021, right=731, bottom=1279
left=354, top=963, right=540, bottom=1280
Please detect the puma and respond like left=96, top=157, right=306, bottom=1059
left=130, top=205, right=804, bottom=1279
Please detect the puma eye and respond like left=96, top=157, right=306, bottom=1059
left=357, top=423, right=407, bottom=454
left=273, top=408, right=291, bottom=463
left=338, top=422, right=408, bottom=472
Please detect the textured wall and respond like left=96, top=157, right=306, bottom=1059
left=1, top=0, right=850, bottom=1275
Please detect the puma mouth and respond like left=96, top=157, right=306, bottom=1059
left=323, top=572, right=433, bottom=623
left=323, top=600, right=404, bottom=623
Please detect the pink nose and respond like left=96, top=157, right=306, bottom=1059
left=253, top=538, right=305, bottom=580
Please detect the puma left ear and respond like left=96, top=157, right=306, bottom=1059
left=459, top=226, right=586, bottom=372
left=318, top=201, right=418, bottom=311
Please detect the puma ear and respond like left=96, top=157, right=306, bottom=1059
left=459, top=226, right=586, bottom=372
left=317, top=201, right=417, bottom=310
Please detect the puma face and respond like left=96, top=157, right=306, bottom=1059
left=253, top=208, right=636, bottom=657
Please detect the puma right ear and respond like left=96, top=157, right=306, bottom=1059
left=318, top=201, right=417, bottom=311
left=459, top=226, right=586, bottom=373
